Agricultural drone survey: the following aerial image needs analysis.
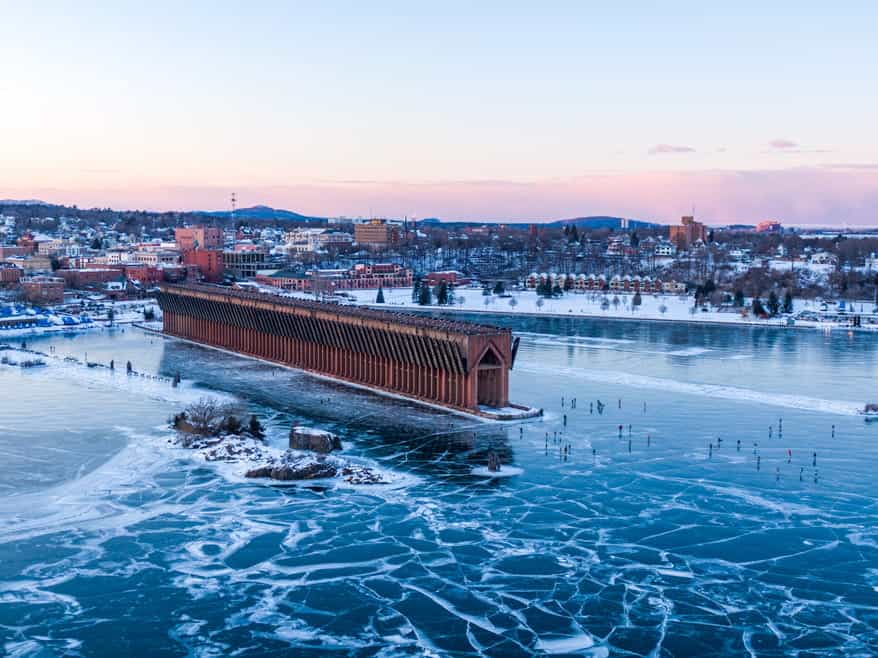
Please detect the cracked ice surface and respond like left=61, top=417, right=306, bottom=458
left=1, top=319, right=878, bottom=656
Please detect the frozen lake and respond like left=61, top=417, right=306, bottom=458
left=1, top=316, right=877, bottom=656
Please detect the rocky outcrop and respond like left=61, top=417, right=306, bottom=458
left=171, top=420, right=387, bottom=485
left=341, top=466, right=386, bottom=485
left=245, top=459, right=338, bottom=481
left=289, top=426, right=342, bottom=453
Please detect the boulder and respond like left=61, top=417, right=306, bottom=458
left=245, top=460, right=337, bottom=481
left=289, top=426, right=342, bottom=453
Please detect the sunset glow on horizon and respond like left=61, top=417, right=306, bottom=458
left=2, top=1, right=876, bottom=224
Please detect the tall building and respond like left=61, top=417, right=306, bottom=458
left=756, top=220, right=782, bottom=233
left=222, top=249, right=266, bottom=279
left=175, top=226, right=223, bottom=252
left=354, top=220, right=402, bottom=247
left=669, top=215, right=707, bottom=249
left=183, top=249, right=225, bottom=283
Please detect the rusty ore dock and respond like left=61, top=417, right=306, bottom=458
left=156, top=284, right=539, bottom=419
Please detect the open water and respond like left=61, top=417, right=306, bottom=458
left=1, top=317, right=877, bottom=656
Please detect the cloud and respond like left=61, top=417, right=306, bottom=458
left=769, top=138, right=799, bottom=150
left=649, top=144, right=696, bottom=155
left=820, top=163, right=878, bottom=170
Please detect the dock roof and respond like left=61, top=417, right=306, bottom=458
left=161, top=283, right=508, bottom=336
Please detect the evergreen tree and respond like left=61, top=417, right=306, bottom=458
left=418, top=284, right=432, bottom=305
left=568, top=225, right=579, bottom=243
left=411, top=277, right=421, bottom=303
left=752, top=297, right=766, bottom=317
left=552, top=283, right=563, bottom=297
left=91, top=237, right=102, bottom=250
left=629, top=230, right=639, bottom=248
left=563, top=276, right=573, bottom=291
left=782, top=290, right=793, bottom=314
left=767, top=290, right=780, bottom=316
left=632, top=291, right=642, bottom=309
left=492, top=281, right=505, bottom=295
left=248, top=415, right=265, bottom=440
left=734, top=289, right=745, bottom=307
left=376, top=286, right=385, bottom=303
left=436, top=281, right=449, bottom=305
left=223, top=415, right=242, bottom=435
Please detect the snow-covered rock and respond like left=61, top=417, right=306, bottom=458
left=289, top=426, right=342, bottom=453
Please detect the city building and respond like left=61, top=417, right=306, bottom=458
left=0, top=264, right=23, bottom=286
left=345, top=263, right=412, bottom=289
left=57, top=268, right=122, bottom=289
left=175, top=226, right=224, bottom=252
left=426, top=271, right=471, bottom=287
left=0, top=245, right=30, bottom=259
left=21, top=276, right=65, bottom=305
left=756, top=220, right=782, bottom=233
left=133, top=250, right=181, bottom=266
left=669, top=215, right=707, bottom=249
left=254, top=269, right=312, bottom=291
left=354, top=220, right=403, bottom=247
left=283, top=228, right=354, bottom=254
left=256, top=263, right=412, bottom=292
left=223, top=249, right=267, bottom=279
left=4, top=255, right=53, bottom=272
left=183, top=249, right=225, bottom=283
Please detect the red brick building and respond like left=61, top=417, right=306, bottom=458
left=669, top=215, right=707, bottom=249
left=0, top=264, right=23, bottom=286
left=182, top=249, right=225, bottom=283
left=121, top=265, right=163, bottom=286
left=0, top=245, right=30, bottom=259
left=58, top=268, right=122, bottom=289
left=175, top=226, right=224, bottom=252
left=354, top=220, right=403, bottom=247
left=426, top=271, right=470, bottom=287
left=21, top=276, right=65, bottom=305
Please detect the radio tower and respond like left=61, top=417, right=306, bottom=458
left=230, top=192, right=237, bottom=224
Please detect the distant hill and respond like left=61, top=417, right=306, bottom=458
left=0, top=199, right=50, bottom=206
left=548, top=216, right=662, bottom=229
left=201, top=205, right=325, bottom=222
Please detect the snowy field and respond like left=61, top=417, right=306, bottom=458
left=299, top=287, right=874, bottom=331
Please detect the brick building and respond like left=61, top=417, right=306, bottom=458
left=354, top=220, right=403, bottom=247
left=0, top=245, right=30, bottom=259
left=669, top=215, right=707, bottom=249
left=57, top=268, right=122, bottom=289
left=21, top=276, right=65, bottom=305
left=175, top=226, right=224, bottom=252
left=426, top=271, right=471, bottom=287
left=183, top=249, right=225, bottom=283
left=0, top=264, right=23, bottom=286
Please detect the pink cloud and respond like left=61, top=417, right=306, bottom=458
left=649, top=144, right=696, bottom=155
left=769, top=138, right=799, bottom=149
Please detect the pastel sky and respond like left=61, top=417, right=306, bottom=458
left=1, top=1, right=876, bottom=225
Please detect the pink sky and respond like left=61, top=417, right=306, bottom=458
left=5, top=166, right=877, bottom=226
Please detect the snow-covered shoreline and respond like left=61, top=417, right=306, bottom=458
left=314, top=287, right=877, bottom=333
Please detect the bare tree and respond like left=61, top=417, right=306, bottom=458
left=182, top=397, right=240, bottom=436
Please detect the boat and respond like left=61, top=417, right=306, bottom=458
left=860, top=403, right=878, bottom=422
